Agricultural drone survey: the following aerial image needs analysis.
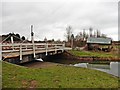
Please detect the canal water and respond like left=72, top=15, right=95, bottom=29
left=46, top=57, right=120, bottom=77
left=73, top=62, right=120, bottom=77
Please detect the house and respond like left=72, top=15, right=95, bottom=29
left=86, top=37, right=112, bottom=52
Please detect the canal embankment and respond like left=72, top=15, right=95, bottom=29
left=65, top=50, right=120, bottom=62
left=2, top=61, right=119, bottom=88
left=2, top=49, right=120, bottom=88
left=42, top=50, right=120, bottom=65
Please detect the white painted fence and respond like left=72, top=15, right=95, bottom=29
left=1, top=43, right=65, bottom=60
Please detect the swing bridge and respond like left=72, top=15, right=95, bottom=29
left=1, top=42, right=71, bottom=63
left=1, top=25, right=72, bottom=64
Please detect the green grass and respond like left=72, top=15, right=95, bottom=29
left=69, top=50, right=118, bottom=58
left=2, top=61, right=119, bottom=88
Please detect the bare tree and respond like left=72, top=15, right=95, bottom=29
left=75, top=31, right=83, bottom=41
left=96, top=29, right=101, bottom=37
left=65, top=26, right=73, bottom=42
left=83, top=29, right=86, bottom=40
left=75, top=34, right=80, bottom=41
left=79, top=32, right=83, bottom=39
left=101, top=34, right=107, bottom=38
left=93, top=30, right=96, bottom=37
left=89, top=27, right=93, bottom=37
left=71, top=34, right=74, bottom=48
left=21, top=36, right=25, bottom=40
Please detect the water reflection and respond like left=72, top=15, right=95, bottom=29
left=73, top=62, right=120, bottom=77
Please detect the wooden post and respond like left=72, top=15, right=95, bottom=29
left=45, top=43, right=48, bottom=56
left=55, top=45, right=57, bottom=54
left=62, top=43, right=65, bottom=52
left=0, top=43, right=2, bottom=60
left=71, top=39, right=73, bottom=49
left=31, top=25, right=36, bottom=58
left=26, top=45, right=27, bottom=50
left=33, top=44, right=36, bottom=58
left=20, top=44, right=22, bottom=60
left=11, top=36, right=14, bottom=50
left=71, top=34, right=74, bottom=49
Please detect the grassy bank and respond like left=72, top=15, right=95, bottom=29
left=69, top=50, right=118, bottom=58
left=2, top=61, right=119, bottom=88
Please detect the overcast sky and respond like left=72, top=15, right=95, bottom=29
left=1, top=0, right=119, bottom=41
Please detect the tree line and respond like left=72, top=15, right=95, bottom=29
left=65, top=25, right=109, bottom=47
left=65, top=25, right=108, bottom=42
left=2, top=33, right=26, bottom=42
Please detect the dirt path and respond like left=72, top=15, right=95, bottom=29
left=21, top=61, right=60, bottom=68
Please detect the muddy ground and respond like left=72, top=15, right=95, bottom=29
left=20, top=61, right=61, bottom=68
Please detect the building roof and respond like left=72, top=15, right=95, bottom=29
left=87, top=37, right=112, bottom=44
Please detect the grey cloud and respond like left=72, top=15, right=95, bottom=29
left=2, top=1, right=118, bottom=40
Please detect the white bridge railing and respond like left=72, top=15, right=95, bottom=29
left=1, top=43, right=65, bottom=60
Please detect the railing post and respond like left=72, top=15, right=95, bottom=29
left=25, top=45, right=27, bottom=50
left=20, top=44, right=22, bottom=60
left=45, top=43, right=48, bottom=56
left=55, top=45, right=57, bottom=54
left=33, top=44, right=36, bottom=58
left=62, top=43, right=65, bottom=52
left=11, top=36, right=14, bottom=50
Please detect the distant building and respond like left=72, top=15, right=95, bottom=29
left=86, top=37, right=112, bottom=51
left=87, top=37, right=112, bottom=44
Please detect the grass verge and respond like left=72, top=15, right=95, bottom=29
left=69, top=50, right=118, bottom=58
left=2, top=61, right=119, bottom=88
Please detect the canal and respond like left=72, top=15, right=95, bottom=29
left=73, top=62, right=120, bottom=77
left=21, top=54, right=120, bottom=77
